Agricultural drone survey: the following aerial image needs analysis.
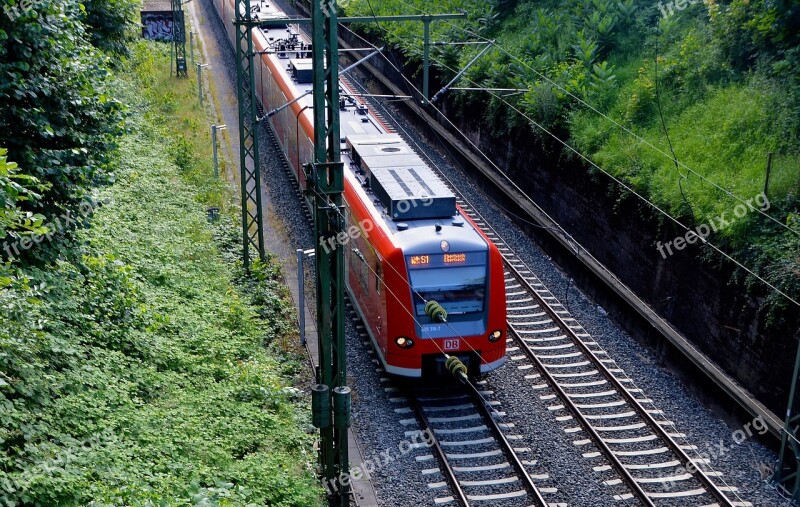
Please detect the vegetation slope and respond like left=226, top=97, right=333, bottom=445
left=1, top=1, right=320, bottom=504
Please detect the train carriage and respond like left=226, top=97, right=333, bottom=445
left=213, top=0, right=507, bottom=377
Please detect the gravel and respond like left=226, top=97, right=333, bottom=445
left=198, top=0, right=790, bottom=504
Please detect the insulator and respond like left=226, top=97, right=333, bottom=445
left=446, top=356, right=468, bottom=379
left=333, top=386, right=351, bottom=430
left=424, top=300, right=447, bottom=322
left=311, top=384, right=331, bottom=428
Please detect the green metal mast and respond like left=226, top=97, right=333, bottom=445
left=172, top=0, right=187, bottom=77
left=309, top=0, right=350, bottom=505
left=234, top=0, right=266, bottom=268
left=775, top=342, right=800, bottom=501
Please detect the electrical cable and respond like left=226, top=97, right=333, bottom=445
left=332, top=16, right=764, bottom=507
left=654, top=24, right=695, bottom=224
left=328, top=23, right=797, bottom=500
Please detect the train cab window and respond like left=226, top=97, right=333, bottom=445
left=408, top=264, right=486, bottom=317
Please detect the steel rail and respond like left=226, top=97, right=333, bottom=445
left=503, top=264, right=736, bottom=507
left=407, top=393, right=471, bottom=507
left=457, top=378, right=550, bottom=507
left=506, top=323, right=655, bottom=506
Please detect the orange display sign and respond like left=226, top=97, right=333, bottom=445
left=443, top=253, right=467, bottom=264
left=409, top=255, right=430, bottom=266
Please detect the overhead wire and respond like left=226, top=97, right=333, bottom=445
left=342, top=51, right=752, bottom=505
left=330, top=22, right=800, bottom=497
left=654, top=23, right=695, bottom=224
left=334, top=17, right=776, bottom=502
left=326, top=9, right=775, bottom=503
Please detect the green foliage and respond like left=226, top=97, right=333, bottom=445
left=709, top=0, right=800, bottom=73
left=0, top=148, right=48, bottom=243
left=0, top=42, right=320, bottom=506
left=80, top=0, right=139, bottom=55
left=0, top=0, right=125, bottom=259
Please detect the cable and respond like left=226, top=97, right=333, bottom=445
left=654, top=24, right=695, bottom=224
left=332, top=29, right=794, bottom=482
left=387, top=0, right=800, bottom=239
left=339, top=18, right=757, bottom=505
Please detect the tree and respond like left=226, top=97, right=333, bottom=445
left=81, top=0, right=139, bottom=56
left=0, top=0, right=125, bottom=257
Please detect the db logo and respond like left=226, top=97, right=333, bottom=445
left=443, top=339, right=460, bottom=350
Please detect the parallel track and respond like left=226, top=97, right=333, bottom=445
left=332, top=45, right=752, bottom=504
left=456, top=199, right=750, bottom=507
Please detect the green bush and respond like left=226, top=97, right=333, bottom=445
left=0, top=0, right=125, bottom=261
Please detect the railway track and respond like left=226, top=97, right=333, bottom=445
left=429, top=148, right=751, bottom=505
left=344, top=299, right=565, bottom=506
left=253, top=15, right=752, bottom=503
left=402, top=383, right=556, bottom=507
left=392, top=381, right=563, bottom=506
left=457, top=203, right=751, bottom=507
left=335, top=56, right=752, bottom=505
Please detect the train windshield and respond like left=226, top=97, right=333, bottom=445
left=408, top=264, right=487, bottom=317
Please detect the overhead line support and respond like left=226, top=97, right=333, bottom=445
left=235, top=0, right=266, bottom=268
left=236, top=12, right=465, bottom=103
left=308, top=1, right=349, bottom=506
left=172, top=0, right=188, bottom=77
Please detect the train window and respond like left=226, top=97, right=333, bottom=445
left=408, top=265, right=486, bottom=317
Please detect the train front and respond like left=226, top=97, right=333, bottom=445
left=389, top=219, right=507, bottom=378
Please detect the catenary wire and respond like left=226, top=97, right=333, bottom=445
left=339, top=19, right=799, bottom=310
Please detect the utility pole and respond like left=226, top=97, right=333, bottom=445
left=231, top=8, right=464, bottom=506
left=234, top=0, right=266, bottom=268
left=196, top=63, right=208, bottom=104
left=308, top=0, right=350, bottom=505
left=212, top=124, right=227, bottom=178
left=172, top=0, right=188, bottom=77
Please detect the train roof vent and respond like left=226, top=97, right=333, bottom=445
left=370, top=166, right=456, bottom=221
left=345, top=134, right=456, bottom=220
left=289, top=59, right=313, bottom=83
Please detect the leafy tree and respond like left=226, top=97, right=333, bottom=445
left=0, top=0, right=125, bottom=255
left=81, top=0, right=139, bottom=55
left=0, top=148, right=47, bottom=245
left=710, top=0, right=800, bottom=72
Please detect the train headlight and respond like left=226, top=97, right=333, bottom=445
left=395, top=336, right=414, bottom=349
left=488, top=330, right=503, bottom=342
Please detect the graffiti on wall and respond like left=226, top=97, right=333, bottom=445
left=142, top=13, right=174, bottom=41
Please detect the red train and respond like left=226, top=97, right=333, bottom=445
left=211, top=0, right=507, bottom=377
